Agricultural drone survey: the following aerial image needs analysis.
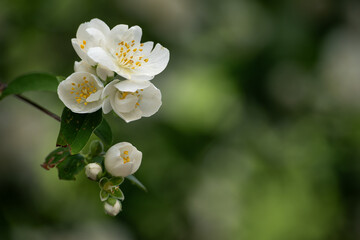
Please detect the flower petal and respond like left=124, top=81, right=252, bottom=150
left=74, top=61, right=96, bottom=75
left=130, top=149, right=142, bottom=175
left=135, top=43, right=170, bottom=76
left=113, top=80, right=151, bottom=92
left=87, top=47, right=119, bottom=72
left=57, top=72, right=103, bottom=113
left=72, top=39, right=96, bottom=65
left=111, top=91, right=138, bottom=113
left=116, top=108, right=143, bottom=123
left=138, top=84, right=162, bottom=117
left=96, top=64, right=114, bottom=81
left=101, top=80, right=119, bottom=114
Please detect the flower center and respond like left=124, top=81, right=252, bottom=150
left=122, top=150, right=131, bottom=164
left=115, top=40, right=149, bottom=70
left=70, top=76, right=97, bottom=105
left=118, top=90, right=144, bottom=108
left=80, top=40, right=87, bottom=49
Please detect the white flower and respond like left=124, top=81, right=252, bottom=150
left=58, top=72, right=104, bottom=113
left=74, top=60, right=114, bottom=81
left=101, top=79, right=162, bottom=122
left=104, top=199, right=122, bottom=216
left=104, top=142, right=142, bottom=177
left=85, top=163, right=102, bottom=181
left=72, top=18, right=110, bottom=66
left=87, top=25, right=170, bottom=81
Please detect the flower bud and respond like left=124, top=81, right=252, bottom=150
left=89, top=140, right=104, bottom=157
left=104, top=199, right=122, bottom=216
left=85, top=163, right=102, bottom=181
left=104, top=142, right=142, bottom=177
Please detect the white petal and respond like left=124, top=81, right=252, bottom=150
left=130, top=149, right=142, bottom=175
left=104, top=142, right=141, bottom=177
left=127, top=74, right=155, bottom=82
left=101, top=80, right=119, bottom=114
left=140, top=41, right=154, bottom=55
left=96, top=64, right=114, bottom=81
left=138, top=84, right=162, bottom=117
left=113, top=80, right=151, bottom=92
left=72, top=39, right=96, bottom=65
left=57, top=72, right=103, bottom=113
left=111, top=91, right=138, bottom=113
left=127, top=25, right=142, bottom=43
left=74, top=61, right=96, bottom=74
left=88, top=18, right=110, bottom=35
left=86, top=90, right=102, bottom=102
left=76, top=19, right=109, bottom=47
left=87, top=47, right=119, bottom=72
left=135, top=43, right=170, bottom=76
left=117, top=108, right=142, bottom=123
left=102, top=98, right=112, bottom=114
left=108, top=24, right=129, bottom=48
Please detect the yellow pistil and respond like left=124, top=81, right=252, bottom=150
left=119, top=92, right=129, bottom=100
left=71, top=77, right=98, bottom=105
left=115, top=40, right=150, bottom=70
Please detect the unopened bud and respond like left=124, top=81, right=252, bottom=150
left=104, top=199, right=122, bottom=216
left=85, top=163, right=102, bottom=181
left=90, top=140, right=104, bottom=157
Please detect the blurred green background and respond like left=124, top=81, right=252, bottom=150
left=1, top=0, right=360, bottom=239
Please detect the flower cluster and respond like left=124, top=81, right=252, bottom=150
left=58, top=18, right=169, bottom=122
left=56, top=19, right=169, bottom=216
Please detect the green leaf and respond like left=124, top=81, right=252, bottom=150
left=0, top=73, right=59, bottom=100
left=56, top=76, right=66, bottom=83
left=56, top=107, right=103, bottom=154
left=99, top=177, right=109, bottom=189
left=126, top=175, right=147, bottom=192
left=110, top=187, right=124, bottom=200
left=100, top=189, right=109, bottom=201
left=88, top=155, right=104, bottom=164
left=41, top=147, right=70, bottom=170
left=94, top=118, right=112, bottom=148
left=110, top=177, right=124, bottom=186
left=57, top=154, right=85, bottom=180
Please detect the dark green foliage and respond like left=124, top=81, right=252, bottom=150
left=56, top=107, right=103, bottom=154
left=0, top=73, right=58, bottom=100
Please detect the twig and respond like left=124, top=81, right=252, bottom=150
left=14, top=94, right=61, bottom=122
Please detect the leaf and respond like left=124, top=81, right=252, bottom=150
left=99, top=177, right=109, bottom=189
left=41, top=147, right=70, bottom=170
left=0, top=73, right=59, bottom=100
left=94, top=118, right=112, bottom=148
left=110, top=177, right=124, bottom=186
left=126, top=175, right=147, bottom=192
left=100, top=189, right=109, bottom=201
left=56, top=76, right=66, bottom=83
left=56, top=107, right=103, bottom=154
left=88, top=156, right=104, bottom=164
left=110, top=187, right=124, bottom=200
left=57, top=154, right=85, bottom=180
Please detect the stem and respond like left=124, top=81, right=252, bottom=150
left=0, top=81, right=61, bottom=122
left=15, top=94, right=61, bottom=122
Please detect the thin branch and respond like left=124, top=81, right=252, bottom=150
left=15, top=94, right=61, bottom=122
